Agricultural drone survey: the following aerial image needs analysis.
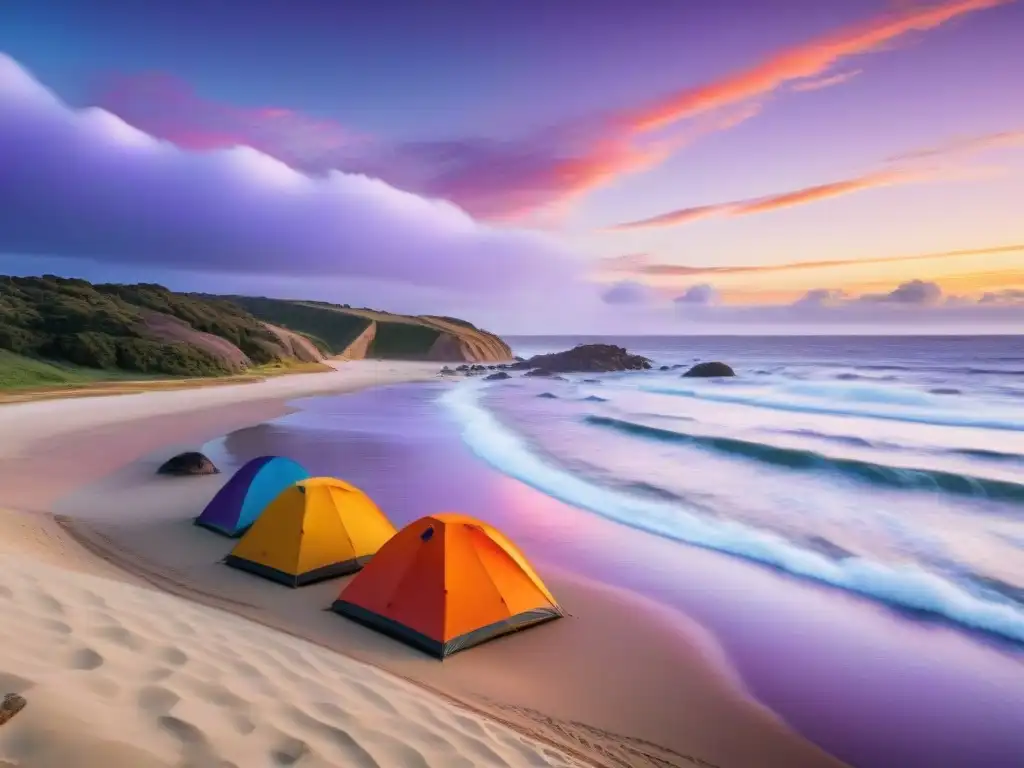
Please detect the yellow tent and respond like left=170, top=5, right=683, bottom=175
left=224, top=477, right=396, bottom=587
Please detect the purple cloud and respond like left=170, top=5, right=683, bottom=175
left=673, top=283, right=720, bottom=305
left=93, top=72, right=661, bottom=222
left=861, top=279, right=943, bottom=305
left=0, top=55, right=580, bottom=292
left=979, top=289, right=1024, bottom=305
left=601, top=280, right=654, bottom=305
left=792, top=288, right=851, bottom=307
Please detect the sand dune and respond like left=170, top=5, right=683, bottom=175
left=0, top=545, right=584, bottom=768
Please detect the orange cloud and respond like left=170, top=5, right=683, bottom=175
left=887, top=129, right=1024, bottom=162
left=790, top=70, right=863, bottom=92
left=610, top=243, right=1024, bottom=278
left=625, top=0, right=1012, bottom=133
left=607, top=123, right=1023, bottom=232
left=608, top=167, right=925, bottom=231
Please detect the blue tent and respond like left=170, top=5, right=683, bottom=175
left=194, top=456, right=310, bottom=537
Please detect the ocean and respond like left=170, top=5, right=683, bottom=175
left=467, top=335, right=1024, bottom=644
left=204, top=334, right=1024, bottom=767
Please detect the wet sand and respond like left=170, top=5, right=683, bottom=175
left=0, top=363, right=844, bottom=768
left=194, top=382, right=1024, bottom=767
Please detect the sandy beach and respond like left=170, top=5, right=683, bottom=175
left=0, top=361, right=845, bottom=768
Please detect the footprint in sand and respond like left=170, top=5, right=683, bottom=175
left=269, top=735, right=311, bottom=766
left=157, top=715, right=221, bottom=765
left=67, top=646, right=104, bottom=671
left=32, top=592, right=65, bottom=616
left=284, top=706, right=381, bottom=768
left=95, top=622, right=147, bottom=651
left=138, top=685, right=181, bottom=716
left=145, top=666, right=175, bottom=683
left=40, top=618, right=73, bottom=636
left=156, top=646, right=189, bottom=667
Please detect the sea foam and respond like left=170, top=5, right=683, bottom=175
left=642, top=383, right=1024, bottom=431
left=441, top=381, right=1024, bottom=645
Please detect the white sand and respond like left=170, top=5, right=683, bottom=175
left=0, top=546, right=582, bottom=767
left=0, top=361, right=441, bottom=460
left=0, top=363, right=848, bottom=767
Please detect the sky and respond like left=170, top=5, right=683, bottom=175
left=0, top=0, right=1022, bottom=334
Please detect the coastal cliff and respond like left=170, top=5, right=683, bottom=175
left=0, top=276, right=510, bottom=386
left=229, top=298, right=512, bottom=363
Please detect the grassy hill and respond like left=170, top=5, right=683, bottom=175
left=0, top=276, right=511, bottom=389
left=226, top=296, right=512, bottom=362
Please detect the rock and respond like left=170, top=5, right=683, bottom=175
left=659, top=365, right=671, bottom=371
left=485, top=371, right=510, bottom=380
left=157, top=451, right=219, bottom=476
left=511, top=344, right=652, bottom=373
left=523, top=368, right=554, bottom=377
left=439, top=365, right=458, bottom=376
left=582, top=378, right=601, bottom=384
left=0, top=694, right=26, bottom=726
left=681, top=361, right=735, bottom=378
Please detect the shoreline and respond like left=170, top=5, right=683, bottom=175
left=0, top=363, right=845, bottom=768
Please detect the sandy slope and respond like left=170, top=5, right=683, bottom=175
left=0, top=361, right=847, bottom=767
left=0, top=537, right=584, bottom=767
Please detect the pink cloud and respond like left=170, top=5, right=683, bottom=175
left=87, top=0, right=1011, bottom=223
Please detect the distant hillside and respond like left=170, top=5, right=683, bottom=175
left=0, top=276, right=511, bottom=383
left=226, top=296, right=512, bottom=363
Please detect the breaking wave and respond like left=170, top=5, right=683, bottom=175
left=441, top=382, right=1024, bottom=644
left=643, top=384, right=1024, bottom=431
left=584, top=415, right=1024, bottom=502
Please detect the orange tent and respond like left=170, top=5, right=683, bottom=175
left=331, top=513, right=562, bottom=658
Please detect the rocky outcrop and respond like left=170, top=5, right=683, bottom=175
left=485, top=371, right=510, bottom=380
left=0, top=693, right=26, bottom=726
left=682, top=361, right=735, bottom=378
left=157, top=452, right=219, bottom=476
left=513, top=344, right=652, bottom=373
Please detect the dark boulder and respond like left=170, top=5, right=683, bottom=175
left=659, top=365, right=671, bottom=371
left=0, top=693, right=27, bottom=726
left=682, top=361, right=735, bottom=378
left=511, top=344, right=652, bottom=373
left=157, top=451, right=219, bottom=476
left=439, top=366, right=458, bottom=376
left=485, top=371, right=511, bottom=380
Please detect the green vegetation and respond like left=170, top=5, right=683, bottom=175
left=0, top=276, right=509, bottom=391
left=0, top=349, right=137, bottom=390
left=100, top=284, right=283, bottom=364
left=0, top=276, right=289, bottom=380
left=369, top=318, right=441, bottom=357
left=226, top=296, right=371, bottom=355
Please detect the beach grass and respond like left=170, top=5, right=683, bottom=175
left=0, top=350, right=333, bottom=403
